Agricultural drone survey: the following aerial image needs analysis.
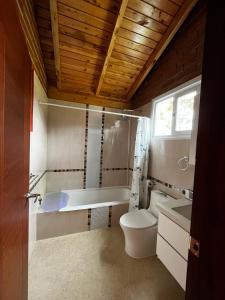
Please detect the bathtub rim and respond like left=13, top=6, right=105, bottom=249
left=38, top=185, right=130, bottom=214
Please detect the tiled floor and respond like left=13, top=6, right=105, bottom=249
left=29, top=227, right=185, bottom=300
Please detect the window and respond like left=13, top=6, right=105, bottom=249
left=175, top=91, right=196, bottom=132
left=154, top=97, right=173, bottom=136
left=153, top=83, right=200, bottom=138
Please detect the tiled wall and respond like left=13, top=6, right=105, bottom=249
left=46, top=102, right=131, bottom=192
left=47, top=101, right=85, bottom=192
left=102, top=109, right=130, bottom=187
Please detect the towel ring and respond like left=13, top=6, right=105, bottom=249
left=177, top=156, right=189, bottom=171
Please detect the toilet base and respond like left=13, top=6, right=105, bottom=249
left=121, top=224, right=158, bottom=259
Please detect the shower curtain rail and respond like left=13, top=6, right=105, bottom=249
left=39, top=100, right=149, bottom=119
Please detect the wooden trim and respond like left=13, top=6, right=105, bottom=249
left=126, top=0, right=199, bottom=100
left=48, top=87, right=130, bottom=109
left=49, top=0, right=61, bottom=89
left=16, top=0, right=47, bottom=91
left=95, top=0, right=129, bottom=95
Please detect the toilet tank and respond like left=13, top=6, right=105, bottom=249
left=148, top=190, right=174, bottom=217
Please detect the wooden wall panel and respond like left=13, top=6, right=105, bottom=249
left=131, top=1, right=206, bottom=108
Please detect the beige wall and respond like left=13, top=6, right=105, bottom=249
left=150, top=138, right=195, bottom=189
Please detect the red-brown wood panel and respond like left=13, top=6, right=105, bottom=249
left=0, top=1, right=32, bottom=299
left=186, top=1, right=225, bottom=299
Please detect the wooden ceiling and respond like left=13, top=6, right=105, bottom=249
left=20, top=0, right=198, bottom=108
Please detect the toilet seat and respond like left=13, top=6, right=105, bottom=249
left=120, top=209, right=157, bottom=229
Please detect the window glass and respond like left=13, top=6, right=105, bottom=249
left=154, top=98, right=173, bottom=136
left=175, top=91, right=196, bottom=132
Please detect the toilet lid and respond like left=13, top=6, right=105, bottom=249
left=120, top=209, right=157, bottom=229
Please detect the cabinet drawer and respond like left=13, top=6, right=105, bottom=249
left=157, top=234, right=187, bottom=290
left=158, top=213, right=189, bottom=260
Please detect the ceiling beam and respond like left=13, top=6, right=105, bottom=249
left=49, top=0, right=61, bottom=89
left=126, top=0, right=199, bottom=100
left=48, top=87, right=130, bottom=109
left=95, top=0, right=129, bottom=95
left=17, top=0, right=47, bottom=91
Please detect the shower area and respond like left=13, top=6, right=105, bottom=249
left=29, top=75, right=141, bottom=256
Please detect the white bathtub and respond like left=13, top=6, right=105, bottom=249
left=37, top=186, right=130, bottom=240
left=40, top=186, right=130, bottom=213
left=61, top=186, right=130, bottom=211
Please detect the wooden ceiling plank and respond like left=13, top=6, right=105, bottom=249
left=59, top=34, right=106, bottom=54
left=100, top=90, right=128, bottom=99
left=118, top=28, right=157, bottom=48
left=103, top=77, right=132, bottom=88
left=143, top=0, right=180, bottom=16
left=61, top=75, right=97, bottom=85
left=96, top=0, right=129, bottom=95
left=170, top=0, right=185, bottom=5
left=116, top=36, right=153, bottom=55
left=58, top=2, right=113, bottom=33
left=128, top=0, right=173, bottom=26
left=58, top=14, right=111, bottom=41
left=59, top=24, right=108, bottom=48
left=61, top=62, right=100, bottom=76
left=60, top=49, right=103, bottom=66
left=62, top=0, right=120, bottom=13
left=113, top=43, right=149, bottom=61
left=50, top=0, right=61, bottom=89
left=48, top=86, right=130, bottom=109
left=58, top=0, right=116, bottom=23
left=35, top=6, right=51, bottom=19
left=61, top=70, right=98, bottom=80
left=127, top=0, right=199, bottom=100
left=61, top=56, right=101, bottom=71
left=124, top=8, right=168, bottom=34
left=60, top=43, right=104, bottom=60
left=101, top=83, right=129, bottom=92
left=36, top=17, right=51, bottom=30
left=34, top=0, right=49, bottom=9
left=105, top=71, right=135, bottom=83
left=109, top=57, right=142, bottom=71
left=121, top=18, right=162, bottom=41
left=107, top=64, right=139, bottom=76
left=111, top=50, right=146, bottom=67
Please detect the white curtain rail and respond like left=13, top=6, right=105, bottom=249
left=39, top=101, right=149, bottom=119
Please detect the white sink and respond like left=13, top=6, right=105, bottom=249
left=172, top=204, right=192, bottom=221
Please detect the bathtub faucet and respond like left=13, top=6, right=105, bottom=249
left=24, top=193, right=42, bottom=205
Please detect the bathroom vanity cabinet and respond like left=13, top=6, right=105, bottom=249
left=156, top=213, right=190, bottom=290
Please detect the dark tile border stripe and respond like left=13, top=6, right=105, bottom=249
left=150, top=176, right=193, bottom=199
left=88, top=208, right=91, bottom=230
left=108, top=206, right=112, bottom=228
left=83, top=104, right=89, bottom=189
left=103, top=168, right=128, bottom=171
left=48, top=169, right=84, bottom=172
left=99, top=107, right=105, bottom=187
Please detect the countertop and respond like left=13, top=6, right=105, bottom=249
left=157, top=197, right=192, bottom=233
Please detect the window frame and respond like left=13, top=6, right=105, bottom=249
left=152, top=76, right=201, bottom=140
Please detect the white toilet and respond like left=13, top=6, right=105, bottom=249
left=120, top=190, right=171, bottom=258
